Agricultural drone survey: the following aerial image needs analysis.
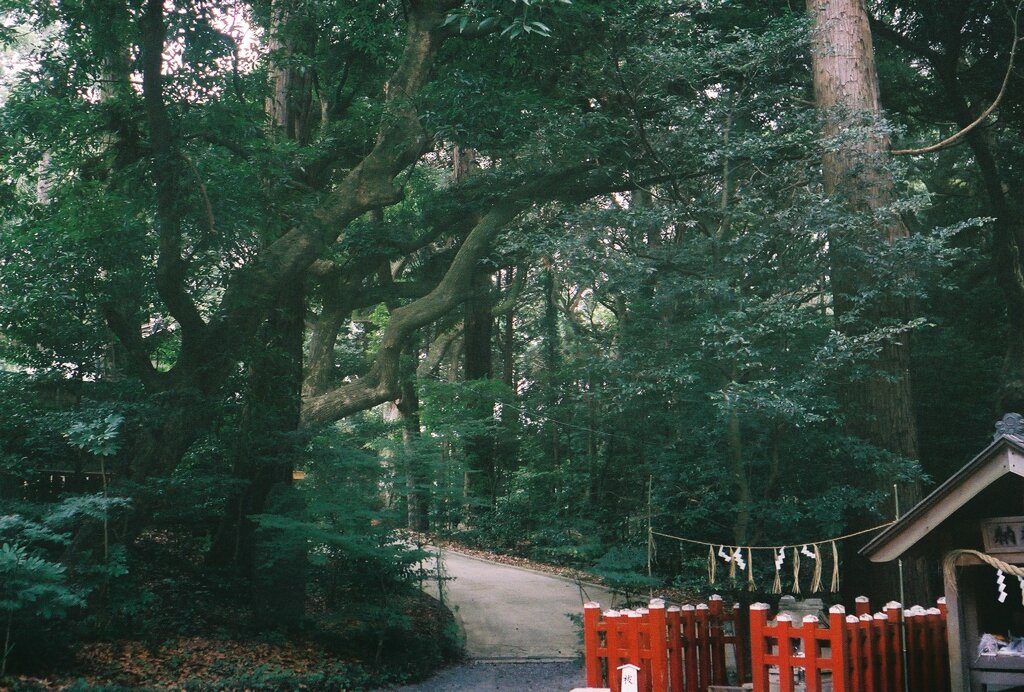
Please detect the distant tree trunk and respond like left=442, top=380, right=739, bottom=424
left=541, top=263, right=562, bottom=468
left=265, top=3, right=317, bottom=144
left=462, top=268, right=496, bottom=509
left=806, top=0, right=930, bottom=603
left=398, top=372, right=429, bottom=532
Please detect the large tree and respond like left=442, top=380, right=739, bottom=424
left=805, top=0, right=930, bottom=601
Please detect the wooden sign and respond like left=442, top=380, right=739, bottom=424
left=981, top=516, right=1024, bottom=554
left=618, top=663, right=640, bottom=692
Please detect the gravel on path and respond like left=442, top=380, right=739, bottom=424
left=390, top=659, right=587, bottom=691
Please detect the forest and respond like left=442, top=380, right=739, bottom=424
left=0, top=0, right=1022, bottom=687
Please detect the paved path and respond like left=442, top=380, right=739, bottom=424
left=394, top=549, right=616, bottom=691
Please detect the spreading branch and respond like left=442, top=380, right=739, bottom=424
left=890, top=2, right=1021, bottom=156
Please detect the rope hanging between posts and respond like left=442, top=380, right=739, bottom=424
left=653, top=521, right=894, bottom=594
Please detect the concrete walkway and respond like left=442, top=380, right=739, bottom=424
left=394, top=549, right=617, bottom=690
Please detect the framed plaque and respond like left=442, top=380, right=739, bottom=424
left=981, top=516, right=1024, bottom=554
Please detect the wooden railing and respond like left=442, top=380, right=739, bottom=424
left=583, top=595, right=744, bottom=692
left=583, top=596, right=948, bottom=692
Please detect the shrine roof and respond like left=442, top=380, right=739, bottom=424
left=861, top=429, right=1024, bottom=563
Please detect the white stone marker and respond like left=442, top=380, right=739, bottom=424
left=618, top=663, right=641, bottom=692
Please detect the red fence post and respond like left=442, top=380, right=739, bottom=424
left=606, top=610, right=622, bottom=692
left=930, top=603, right=950, bottom=692
left=667, top=605, right=683, bottom=692
left=649, top=599, right=668, bottom=692
left=845, top=613, right=862, bottom=692
left=733, top=602, right=748, bottom=686
left=696, top=603, right=712, bottom=689
left=584, top=602, right=603, bottom=687
left=829, top=605, right=849, bottom=692
left=748, top=603, right=771, bottom=692
left=681, top=605, right=698, bottom=692
left=775, top=614, right=795, bottom=692
left=905, top=606, right=921, bottom=692
left=860, top=614, right=877, bottom=692
left=801, top=615, right=822, bottom=692
left=627, top=610, right=644, bottom=692
left=636, top=606, right=651, bottom=692
left=855, top=596, right=871, bottom=617
left=708, top=595, right=727, bottom=685
left=871, top=611, right=889, bottom=692
left=884, top=602, right=903, bottom=692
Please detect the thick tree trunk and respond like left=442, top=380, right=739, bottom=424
left=807, top=0, right=930, bottom=603
left=208, top=283, right=305, bottom=623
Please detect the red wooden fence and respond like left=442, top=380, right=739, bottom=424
left=583, top=596, right=745, bottom=692
left=583, top=596, right=949, bottom=692
left=750, top=598, right=948, bottom=692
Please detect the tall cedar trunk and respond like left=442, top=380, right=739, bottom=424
left=265, top=3, right=317, bottom=144
left=462, top=269, right=496, bottom=510
left=807, top=0, right=930, bottom=603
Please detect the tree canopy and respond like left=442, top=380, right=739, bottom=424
left=1, top=0, right=1022, bottom=680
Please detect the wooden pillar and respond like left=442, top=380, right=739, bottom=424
left=607, top=610, right=622, bottom=692
left=584, top=602, right=603, bottom=687
left=681, top=605, right=697, bottom=692
left=667, top=605, right=683, bottom=692
left=748, top=603, right=771, bottom=692
left=802, top=615, right=822, bottom=691
left=648, top=599, right=668, bottom=692
left=855, top=596, right=871, bottom=617
left=696, top=603, right=712, bottom=688
left=829, top=605, right=849, bottom=692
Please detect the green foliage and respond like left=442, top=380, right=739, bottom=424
left=0, top=496, right=129, bottom=675
left=66, top=414, right=123, bottom=458
left=590, top=546, right=659, bottom=598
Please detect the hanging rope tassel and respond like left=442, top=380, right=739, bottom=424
left=830, top=541, right=840, bottom=593
left=747, top=547, right=756, bottom=592
left=728, top=547, right=738, bottom=582
left=708, top=545, right=716, bottom=584
left=772, top=547, right=783, bottom=594
left=810, top=543, right=823, bottom=592
left=792, top=547, right=801, bottom=594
